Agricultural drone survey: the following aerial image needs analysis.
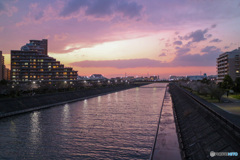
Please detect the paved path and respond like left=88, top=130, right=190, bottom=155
left=214, top=95, right=240, bottom=116
left=152, top=88, right=181, bottom=160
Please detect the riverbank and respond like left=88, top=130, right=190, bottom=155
left=0, top=84, right=148, bottom=118
left=169, top=84, right=240, bottom=159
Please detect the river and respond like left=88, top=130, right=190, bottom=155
left=0, top=83, right=167, bottom=160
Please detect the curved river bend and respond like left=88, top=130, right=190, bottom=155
left=0, top=83, right=167, bottom=160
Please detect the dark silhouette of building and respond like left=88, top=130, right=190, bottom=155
left=0, top=51, right=4, bottom=80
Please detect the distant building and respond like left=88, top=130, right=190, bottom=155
left=89, top=74, right=106, bottom=80
left=150, top=75, right=158, bottom=81
left=217, top=48, right=240, bottom=83
left=21, top=39, right=48, bottom=55
left=187, top=75, right=207, bottom=81
left=0, top=51, right=10, bottom=81
left=0, top=51, right=4, bottom=80
left=11, top=39, right=77, bottom=83
left=77, top=76, right=89, bottom=80
left=4, top=68, right=11, bottom=80
left=169, top=75, right=186, bottom=81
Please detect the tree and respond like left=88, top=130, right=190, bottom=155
left=201, top=78, right=210, bottom=84
left=0, top=79, right=8, bottom=85
left=221, top=75, right=234, bottom=90
left=234, top=77, right=240, bottom=92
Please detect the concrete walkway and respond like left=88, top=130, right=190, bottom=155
left=152, top=88, right=181, bottom=160
left=214, top=94, right=240, bottom=116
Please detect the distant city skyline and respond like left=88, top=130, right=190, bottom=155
left=0, top=0, right=240, bottom=78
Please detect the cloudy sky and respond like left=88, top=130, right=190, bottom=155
left=1, top=0, right=240, bottom=78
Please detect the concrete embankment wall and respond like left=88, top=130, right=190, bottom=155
left=0, top=84, right=143, bottom=118
left=169, top=84, right=240, bottom=159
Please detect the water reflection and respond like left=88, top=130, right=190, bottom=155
left=98, top=96, right=101, bottom=103
left=107, top=94, right=111, bottom=103
left=62, top=104, right=70, bottom=122
left=0, top=83, right=168, bottom=160
left=10, top=121, right=16, bottom=134
left=115, top=92, right=118, bottom=102
left=30, top=111, right=41, bottom=145
left=83, top=99, right=88, bottom=108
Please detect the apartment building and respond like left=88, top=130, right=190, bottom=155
left=217, top=48, right=240, bottom=83
left=11, top=39, right=78, bottom=83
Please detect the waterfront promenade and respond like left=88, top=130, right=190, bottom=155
left=151, top=86, right=181, bottom=160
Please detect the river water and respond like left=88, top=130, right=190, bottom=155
left=0, top=83, right=167, bottom=160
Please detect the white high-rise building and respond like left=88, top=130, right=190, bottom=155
left=217, top=48, right=240, bottom=83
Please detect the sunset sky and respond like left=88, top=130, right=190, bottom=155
left=0, top=0, right=240, bottom=78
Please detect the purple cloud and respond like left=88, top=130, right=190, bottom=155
left=34, top=11, right=44, bottom=21
left=0, top=2, right=5, bottom=11
left=70, top=51, right=219, bottom=68
left=210, top=38, right=222, bottom=43
left=60, top=0, right=143, bottom=19
left=71, top=45, right=222, bottom=68
left=0, top=1, right=17, bottom=16
left=70, top=59, right=165, bottom=68
left=59, top=1, right=88, bottom=17
left=175, top=47, right=191, bottom=55
left=171, top=51, right=219, bottom=67
left=115, top=1, right=143, bottom=19
left=211, top=24, right=217, bottom=28
left=206, top=34, right=212, bottom=38
left=224, top=46, right=230, bottom=49
left=85, top=0, right=114, bottom=17
left=173, top=41, right=182, bottom=45
left=201, top=46, right=221, bottom=54
left=184, top=29, right=208, bottom=42
left=159, top=53, right=166, bottom=56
